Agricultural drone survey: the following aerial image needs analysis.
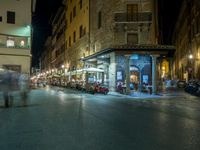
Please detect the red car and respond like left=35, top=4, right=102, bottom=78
left=98, top=85, right=109, bottom=95
left=93, top=83, right=109, bottom=95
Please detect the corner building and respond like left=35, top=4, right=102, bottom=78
left=0, top=0, right=35, bottom=75
left=63, top=0, right=175, bottom=94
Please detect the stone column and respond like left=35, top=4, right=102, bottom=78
left=125, top=55, right=130, bottom=95
left=102, top=72, right=105, bottom=84
left=151, top=55, right=159, bottom=94
left=109, top=52, right=116, bottom=92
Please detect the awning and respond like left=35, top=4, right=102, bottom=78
left=67, top=68, right=104, bottom=76
left=81, top=45, right=176, bottom=61
left=83, top=67, right=104, bottom=72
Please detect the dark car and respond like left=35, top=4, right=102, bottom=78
left=177, top=80, right=187, bottom=88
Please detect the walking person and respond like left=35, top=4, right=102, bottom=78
left=18, top=73, right=29, bottom=106
left=0, top=70, right=13, bottom=107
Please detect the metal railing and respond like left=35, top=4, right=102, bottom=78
left=0, top=43, right=30, bottom=49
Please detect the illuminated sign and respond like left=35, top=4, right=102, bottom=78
left=130, top=54, right=139, bottom=60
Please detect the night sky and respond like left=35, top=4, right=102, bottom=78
left=32, top=0, right=183, bottom=68
left=32, top=0, right=62, bottom=67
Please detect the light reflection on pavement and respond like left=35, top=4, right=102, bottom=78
left=0, top=87, right=200, bottom=150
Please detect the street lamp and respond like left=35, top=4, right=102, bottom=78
left=188, top=54, right=194, bottom=59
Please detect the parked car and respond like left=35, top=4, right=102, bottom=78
left=177, top=80, right=187, bottom=88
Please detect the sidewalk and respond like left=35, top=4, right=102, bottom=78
left=108, top=91, right=160, bottom=98
left=108, top=87, right=189, bottom=98
left=157, top=87, right=190, bottom=97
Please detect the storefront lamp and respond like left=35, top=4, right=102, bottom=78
left=61, top=65, right=65, bottom=68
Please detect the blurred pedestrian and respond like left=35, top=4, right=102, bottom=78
left=18, top=73, right=29, bottom=106
left=0, top=70, right=13, bottom=107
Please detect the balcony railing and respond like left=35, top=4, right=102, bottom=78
left=0, top=43, right=30, bottom=49
left=114, top=12, right=152, bottom=23
left=0, top=34, right=30, bottom=49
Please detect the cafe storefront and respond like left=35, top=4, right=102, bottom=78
left=81, top=45, right=175, bottom=94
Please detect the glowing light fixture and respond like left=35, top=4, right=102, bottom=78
left=20, top=40, right=25, bottom=47
left=188, top=54, right=193, bottom=59
left=26, top=25, right=31, bottom=29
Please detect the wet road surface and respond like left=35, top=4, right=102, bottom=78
left=0, top=87, right=200, bottom=150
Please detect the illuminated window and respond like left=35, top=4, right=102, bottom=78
left=6, top=38, right=15, bottom=47
left=20, top=40, right=25, bottom=47
left=7, top=11, right=15, bottom=24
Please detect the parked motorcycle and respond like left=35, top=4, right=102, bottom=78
left=184, top=80, right=200, bottom=97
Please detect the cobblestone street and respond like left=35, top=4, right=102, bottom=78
left=0, top=87, right=200, bottom=150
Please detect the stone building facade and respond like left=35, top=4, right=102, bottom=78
left=65, top=0, right=89, bottom=71
left=0, top=0, right=36, bottom=75
left=51, top=6, right=66, bottom=70
left=41, top=36, right=52, bottom=73
left=89, top=0, right=158, bottom=52
left=41, top=0, right=175, bottom=94
left=80, top=0, right=174, bottom=93
left=173, top=0, right=200, bottom=80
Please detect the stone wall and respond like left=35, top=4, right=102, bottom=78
left=90, top=0, right=155, bottom=53
left=65, top=34, right=89, bottom=71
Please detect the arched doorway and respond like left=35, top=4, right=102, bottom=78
left=130, top=65, right=140, bottom=91
left=161, top=59, right=169, bottom=80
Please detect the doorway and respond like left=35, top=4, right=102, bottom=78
left=130, top=71, right=140, bottom=91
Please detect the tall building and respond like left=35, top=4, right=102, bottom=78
left=0, top=0, right=36, bottom=75
left=51, top=4, right=66, bottom=73
left=41, top=36, right=52, bottom=73
left=173, top=0, right=200, bottom=80
left=65, top=0, right=89, bottom=71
